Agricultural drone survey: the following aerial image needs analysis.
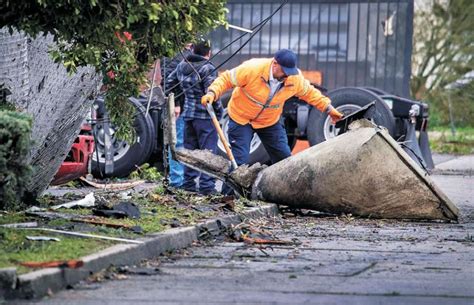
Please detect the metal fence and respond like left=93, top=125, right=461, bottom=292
left=210, top=0, right=414, bottom=97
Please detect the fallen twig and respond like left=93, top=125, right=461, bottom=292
left=80, top=177, right=145, bottom=190
left=21, top=228, right=144, bottom=244
left=71, top=218, right=132, bottom=230
left=242, top=236, right=294, bottom=245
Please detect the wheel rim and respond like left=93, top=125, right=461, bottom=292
left=92, top=123, right=132, bottom=163
left=218, top=112, right=262, bottom=155
left=323, top=104, right=362, bottom=140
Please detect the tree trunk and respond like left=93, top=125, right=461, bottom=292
left=0, top=28, right=101, bottom=202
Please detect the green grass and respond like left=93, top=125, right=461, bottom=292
left=429, top=126, right=474, bottom=155
left=0, top=186, right=220, bottom=272
left=0, top=228, right=113, bottom=274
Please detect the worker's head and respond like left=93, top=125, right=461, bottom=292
left=273, top=49, right=298, bottom=81
left=193, top=39, right=211, bottom=59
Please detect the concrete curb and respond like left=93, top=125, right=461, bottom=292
left=431, top=168, right=473, bottom=176
left=4, top=204, right=279, bottom=300
left=432, top=155, right=474, bottom=176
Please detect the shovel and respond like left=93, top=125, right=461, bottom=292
left=205, top=103, right=239, bottom=170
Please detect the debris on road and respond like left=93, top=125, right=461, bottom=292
left=242, top=236, right=294, bottom=245
left=25, top=211, right=79, bottom=220
left=0, top=222, right=38, bottom=228
left=70, top=218, right=138, bottom=231
left=50, top=192, right=95, bottom=210
left=92, top=201, right=141, bottom=219
left=229, top=220, right=296, bottom=246
left=80, top=177, right=145, bottom=190
left=24, top=228, right=144, bottom=244
left=117, top=266, right=162, bottom=276
left=26, top=236, right=60, bottom=242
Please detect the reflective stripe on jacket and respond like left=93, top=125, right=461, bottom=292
left=207, top=58, right=331, bottom=129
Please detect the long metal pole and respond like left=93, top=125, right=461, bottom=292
left=146, top=60, right=159, bottom=116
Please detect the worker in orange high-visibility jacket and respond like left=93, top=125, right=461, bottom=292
left=202, top=48, right=343, bottom=168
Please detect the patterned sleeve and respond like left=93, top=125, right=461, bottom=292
left=164, top=67, right=180, bottom=93
left=202, top=64, right=217, bottom=91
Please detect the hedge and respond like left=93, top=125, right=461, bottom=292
left=0, top=111, right=32, bottom=210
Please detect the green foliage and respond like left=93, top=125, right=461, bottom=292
left=430, top=127, right=474, bottom=155
left=411, top=0, right=474, bottom=99
left=0, top=111, right=33, bottom=210
left=425, top=82, right=474, bottom=128
left=0, top=83, right=15, bottom=111
left=1, top=0, right=227, bottom=141
left=129, top=163, right=162, bottom=181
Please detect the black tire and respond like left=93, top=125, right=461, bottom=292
left=307, top=87, right=396, bottom=146
left=363, top=86, right=389, bottom=96
left=92, top=97, right=156, bottom=178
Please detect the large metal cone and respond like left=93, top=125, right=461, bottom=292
left=251, top=122, right=458, bottom=221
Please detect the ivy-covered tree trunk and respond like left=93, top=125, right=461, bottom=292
left=0, top=28, right=101, bottom=202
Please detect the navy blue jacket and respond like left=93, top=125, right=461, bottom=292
left=166, top=54, right=223, bottom=120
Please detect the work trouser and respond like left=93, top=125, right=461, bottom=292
left=228, top=117, right=291, bottom=165
left=183, top=118, right=218, bottom=195
left=221, top=118, right=291, bottom=195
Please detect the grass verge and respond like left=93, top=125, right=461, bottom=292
left=0, top=229, right=113, bottom=274
left=429, top=126, right=474, bottom=155
left=0, top=184, right=229, bottom=274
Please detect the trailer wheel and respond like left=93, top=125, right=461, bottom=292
left=307, top=87, right=396, bottom=146
left=92, top=97, right=156, bottom=178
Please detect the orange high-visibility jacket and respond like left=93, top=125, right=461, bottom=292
left=208, top=58, right=331, bottom=129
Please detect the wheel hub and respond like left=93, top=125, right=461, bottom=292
left=323, top=104, right=362, bottom=140
left=92, top=123, right=131, bottom=162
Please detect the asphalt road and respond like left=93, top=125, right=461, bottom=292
left=13, top=155, right=474, bottom=305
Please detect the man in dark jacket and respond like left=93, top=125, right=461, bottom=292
left=165, top=40, right=223, bottom=195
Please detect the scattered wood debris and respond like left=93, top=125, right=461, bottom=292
left=228, top=220, right=296, bottom=245
left=242, top=236, right=294, bottom=245
left=0, top=222, right=38, bottom=228
left=80, top=177, right=145, bottom=190
left=51, top=192, right=95, bottom=210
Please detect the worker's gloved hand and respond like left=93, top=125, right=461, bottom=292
left=201, top=91, right=215, bottom=106
left=328, top=106, right=344, bottom=124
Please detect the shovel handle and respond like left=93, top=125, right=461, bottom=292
left=206, top=103, right=238, bottom=170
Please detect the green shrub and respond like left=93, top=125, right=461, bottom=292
left=426, top=82, right=474, bottom=128
left=0, top=111, right=32, bottom=210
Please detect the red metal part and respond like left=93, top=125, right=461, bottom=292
left=51, top=130, right=94, bottom=186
